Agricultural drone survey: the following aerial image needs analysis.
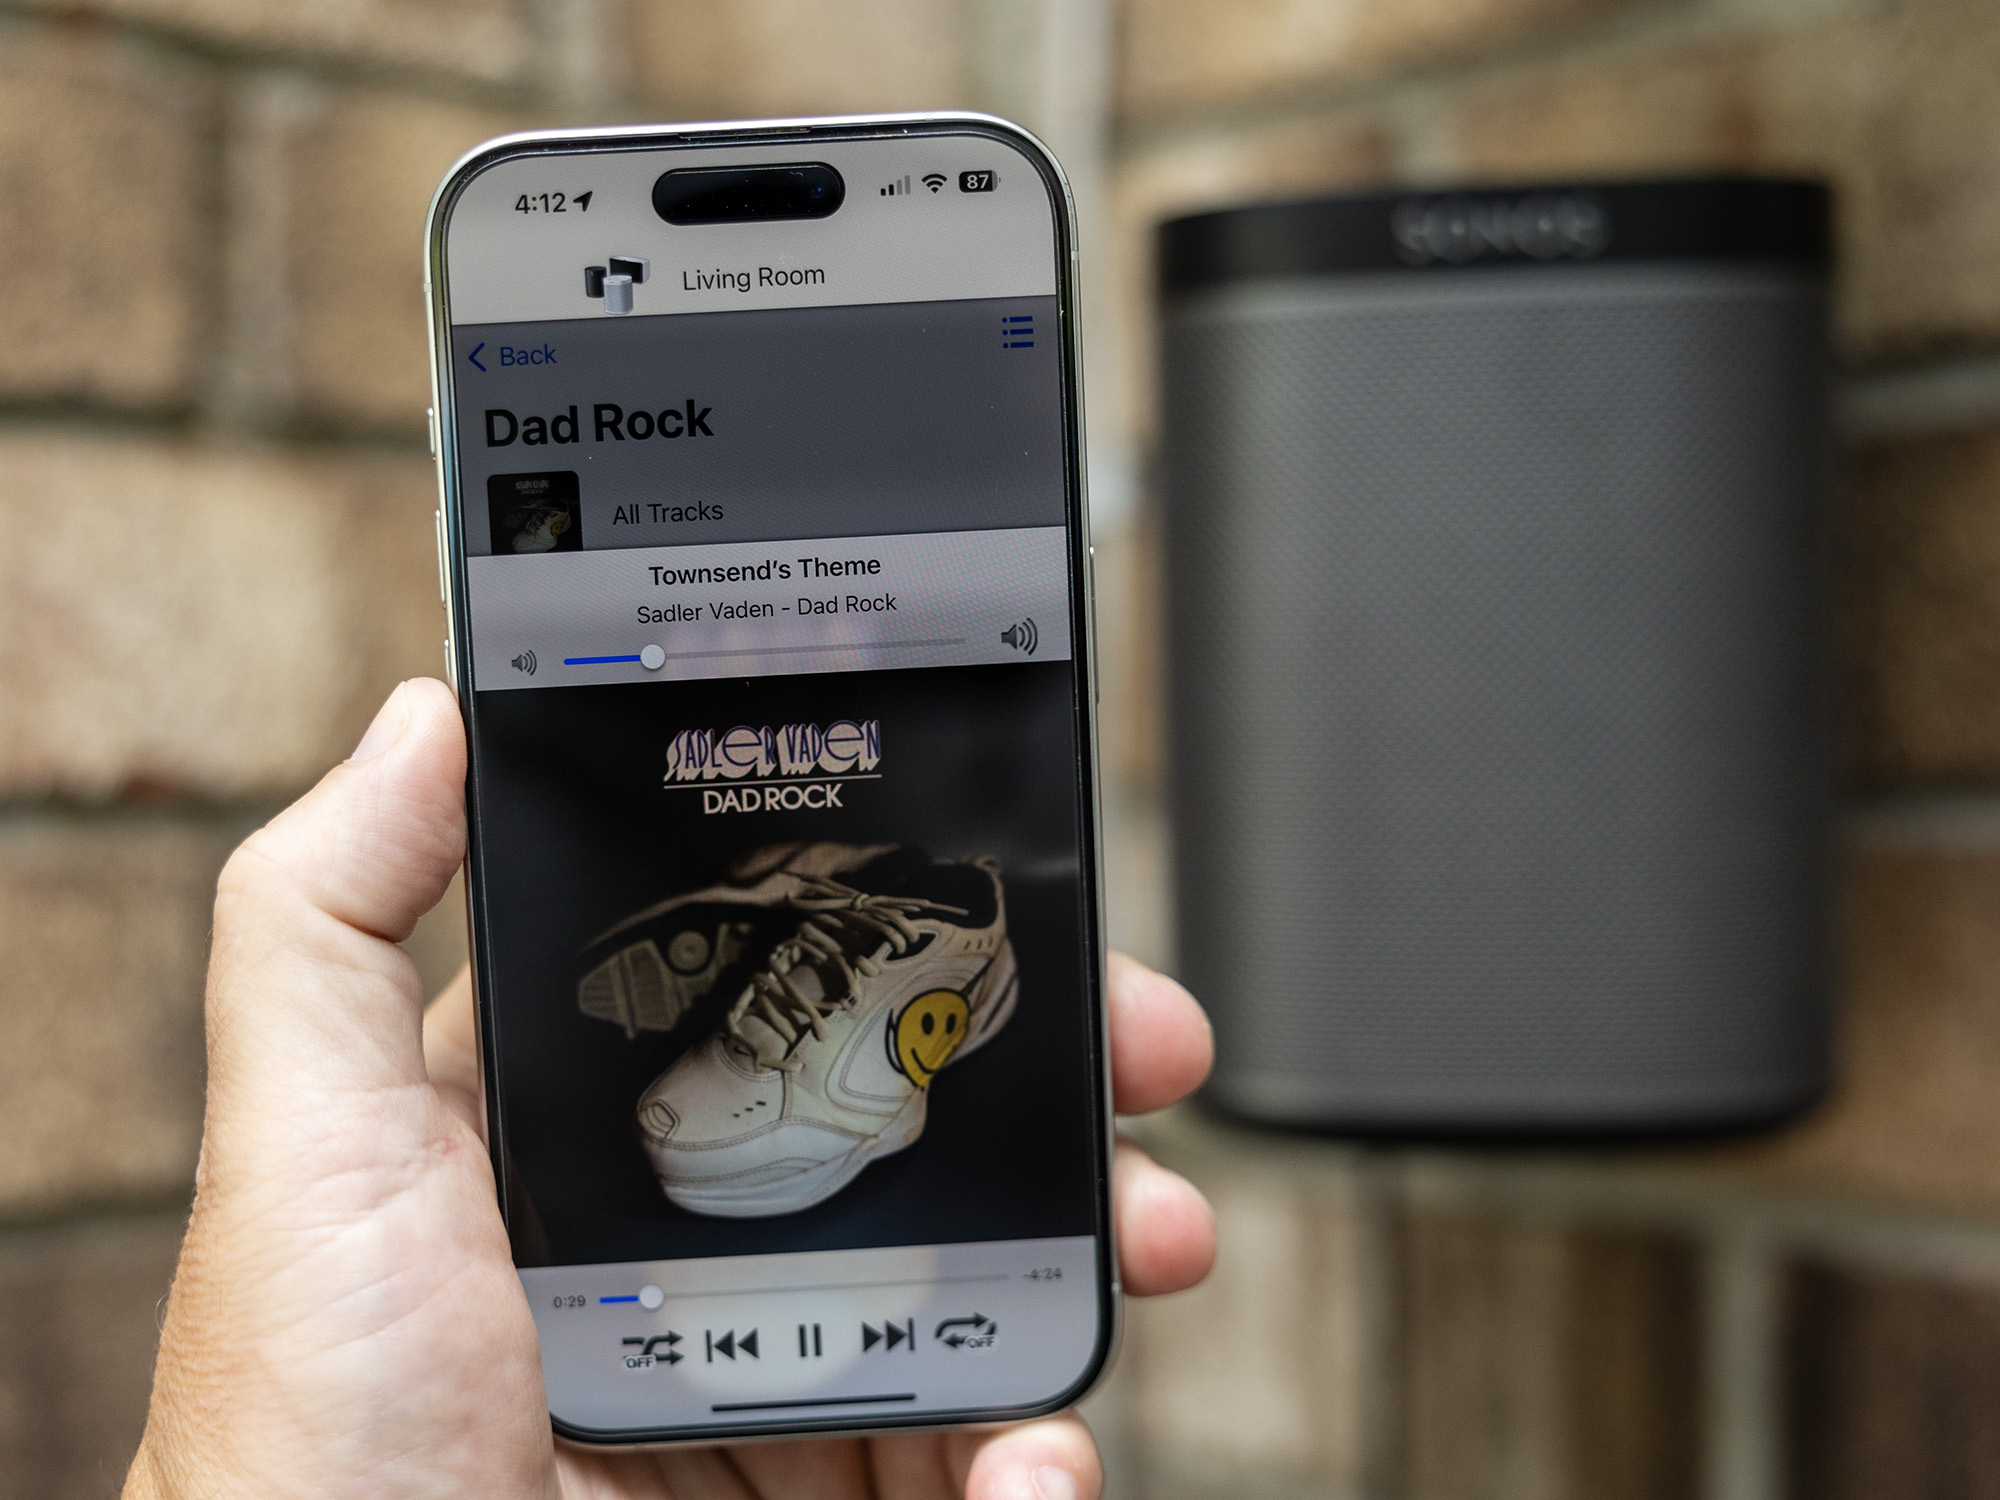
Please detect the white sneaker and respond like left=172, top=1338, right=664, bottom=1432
left=577, top=842, right=896, bottom=1038
left=634, top=853, right=1018, bottom=1218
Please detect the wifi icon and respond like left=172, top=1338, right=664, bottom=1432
left=1000, top=618, right=1038, bottom=655
left=922, top=173, right=948, bottom=194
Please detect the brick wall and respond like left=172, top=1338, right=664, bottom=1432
left=7, top=0, right=2000, bottom=1496
left=0, top=3, right=1104, bottom=1492
left=1089, top=3, right=2000, bottom=1500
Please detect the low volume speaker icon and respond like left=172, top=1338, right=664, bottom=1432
left=511, top=650, right=537, bottom=675
left=1000, top=618, right=1038, bottom=655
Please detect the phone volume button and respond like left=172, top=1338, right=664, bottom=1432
left=1086, top=545, right=1098, bottom=703
left=434, top=509, right=448, bottom=605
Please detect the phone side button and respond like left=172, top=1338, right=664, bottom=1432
left=434, top=509, right=448, bottom=604
left=443, top=636, right=456, bottom=687
left=1086, top=545, right=1098, bottom=703
left=427, top=405, right=439, bottom=458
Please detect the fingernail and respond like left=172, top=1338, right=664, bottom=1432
left=348, top=682, right=410, bottom=763
left=1033, top=1466, right=1079, bottom=1500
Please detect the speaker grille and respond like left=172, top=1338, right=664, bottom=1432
left=1162, top=264, right=1833, bottom=1128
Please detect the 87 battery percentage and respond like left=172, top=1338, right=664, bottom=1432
left=958, top=171, right=997, bottom=193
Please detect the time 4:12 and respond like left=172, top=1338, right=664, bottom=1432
left=516, top=191, right=593, bottom=213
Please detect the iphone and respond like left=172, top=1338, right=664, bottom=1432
left=424, top=114, right=1112, bottom=1444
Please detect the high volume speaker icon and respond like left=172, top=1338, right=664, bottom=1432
left=1000, top=618, right=1038, bottom=655
left=511, top=650, right=537, bottom=675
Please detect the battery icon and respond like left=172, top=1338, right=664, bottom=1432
left=959, top=170, right=997, bottom=193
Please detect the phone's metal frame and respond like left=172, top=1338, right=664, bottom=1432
left=422, top=111, right=1117, bottom=1447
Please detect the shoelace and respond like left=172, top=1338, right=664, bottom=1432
left=725, top=877, right=967, bottom=1071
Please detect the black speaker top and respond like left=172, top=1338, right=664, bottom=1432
left=1159, top=177, right=1831, bottom=296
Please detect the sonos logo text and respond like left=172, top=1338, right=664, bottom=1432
left=664, top=719, right=881, bottom=814
left=1392, top=193, right=1609, bottom=266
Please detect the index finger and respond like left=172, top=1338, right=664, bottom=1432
left=1107, top=952, right=1213, bottom=1115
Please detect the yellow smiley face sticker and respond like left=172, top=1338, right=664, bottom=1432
left=892, top=990, right=972, bottom=1087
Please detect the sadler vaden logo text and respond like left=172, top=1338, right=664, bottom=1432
left=665, top=719, right=881, bottom=814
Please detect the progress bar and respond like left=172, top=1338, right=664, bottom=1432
left=712, top=1393, right=918, bottom=1413
left=564, top=653, right=642, bottom=666
left=602, top=1270, right=1005, bottom=1300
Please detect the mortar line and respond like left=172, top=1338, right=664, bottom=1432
left=1137, top=1113, right=2000, bottom=1270
left=1109, top=0, right=1876, bottom=160
left=1837, top=351, right=2000, bottom=442
left=1841, top=789, right=2000, bottom=849
left=1704, top=1224, right=1780, bottom=1500
left=1387, top=1148, right=2000, bottom=1267
left=1351, top=1155, right=1405, bottom=1500
left=0, top=1, right=554, bottom=113
left=0, top=798, right=284, bottom=830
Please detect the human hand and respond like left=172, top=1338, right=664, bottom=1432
left=125, top=678, right=1217, bottom=1500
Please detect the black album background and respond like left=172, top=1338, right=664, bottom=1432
left=468, top=662, right=1103, bottom=1266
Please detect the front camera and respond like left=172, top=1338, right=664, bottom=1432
left=653, top=164, right=845, bottom=225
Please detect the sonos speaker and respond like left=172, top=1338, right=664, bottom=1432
left=1159, top=180, right=1833, bottom=1132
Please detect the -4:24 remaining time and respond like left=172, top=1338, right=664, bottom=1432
left=515, top=191, right=593, bottom=214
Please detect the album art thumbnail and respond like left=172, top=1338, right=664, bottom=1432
left=469, top=663, right=1103, bottom=1268
left=489, top=469, right=582, bottom=554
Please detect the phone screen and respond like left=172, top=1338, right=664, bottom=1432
left=430, top=123, right=1110, bottom=1441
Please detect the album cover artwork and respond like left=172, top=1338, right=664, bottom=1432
left=470, top=663, right=1101, bottom=1267
left=489, top=470, right=583, bottom=554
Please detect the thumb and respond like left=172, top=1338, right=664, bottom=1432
left=206, top=678, right=467, bottom=1107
